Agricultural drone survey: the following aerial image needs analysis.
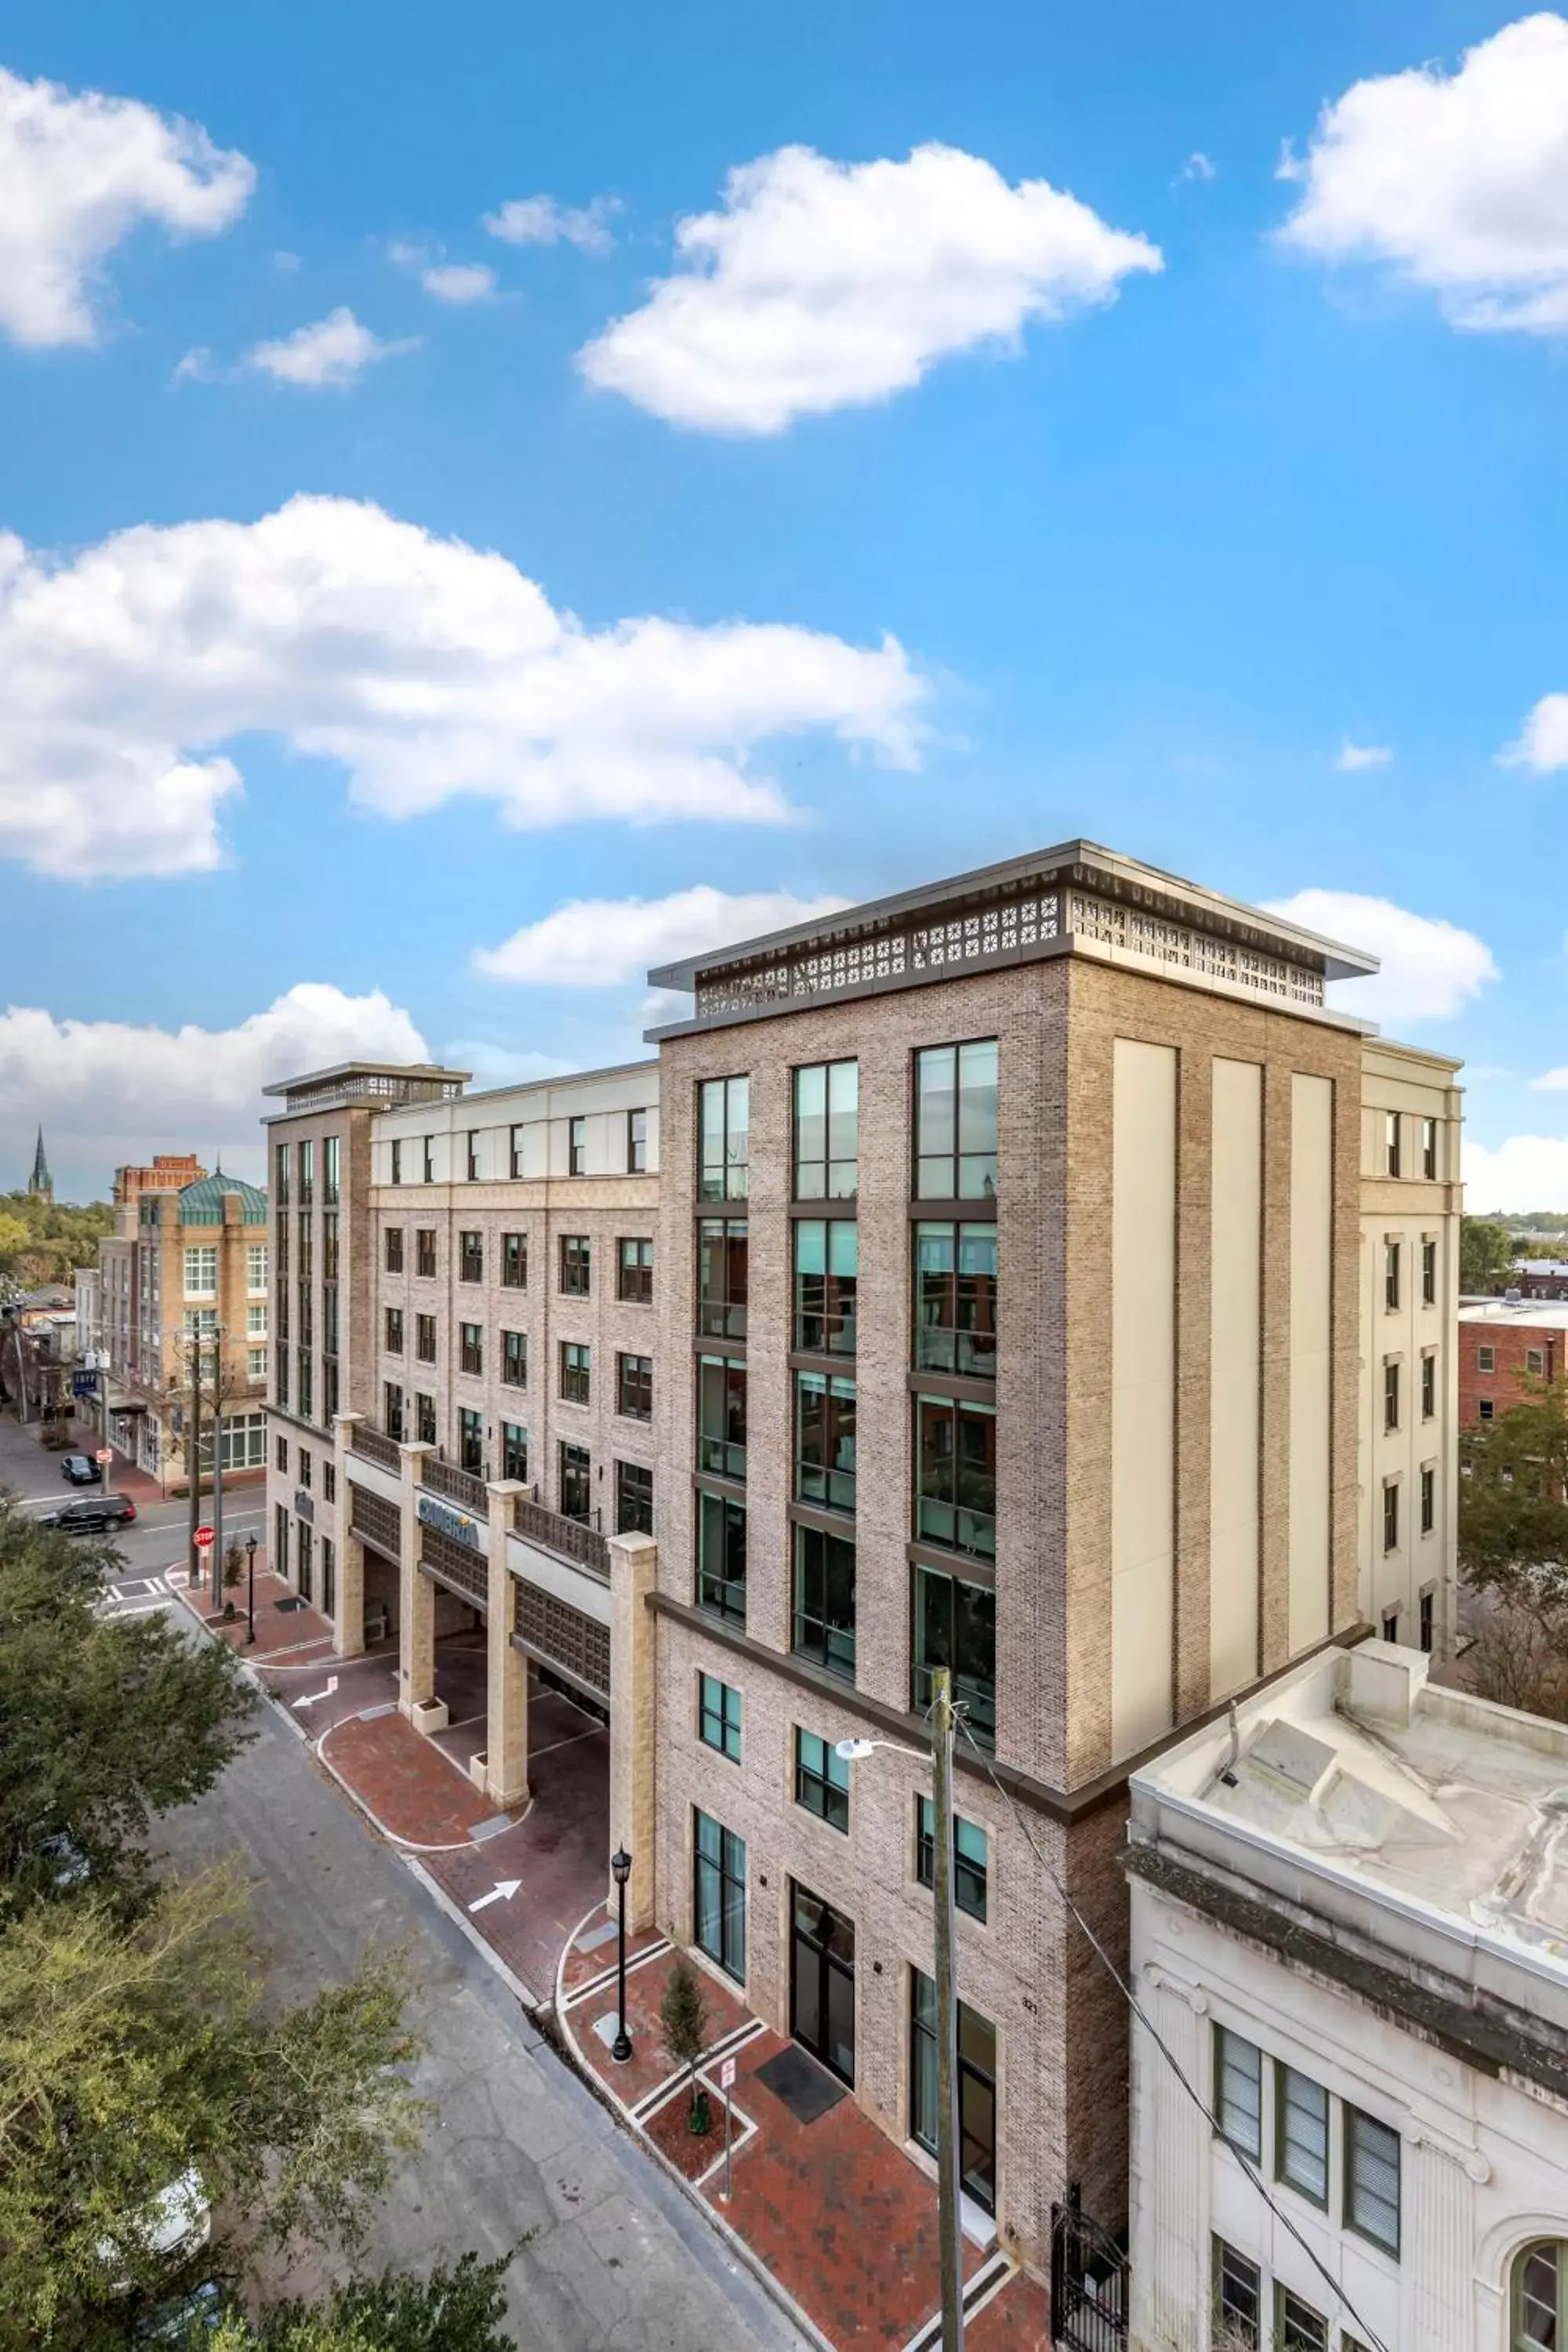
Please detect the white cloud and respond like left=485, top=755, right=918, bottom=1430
left=0, top=64, right=252, bottom=348
left=1334, top=738, right=1392, bottom=771
left=245, top=307, right=416, bottom=387
left=1502, top=691, right=1568, bottom=771
left=475, top=884, right=851, bottom=987
left=0, top=494, right=930, bottom=880
left=420, top=261, right=497, bottom=304
left=1263, top=887, right=1499, bottom=1024
left=172, top=345, right=216, bottom=383
left=1531, top=1067, right=1568, bottom=1090
left=578, top=141, right=1162, bottom=434
left=484, top=194, right=618, bottom=253
left=1279, top=14, right=1568, bottom=333
left=0, top=984, right=426, bottom=1187
left=1176, top=151, right=1216, bottom=184
left=1465, top=1133, right=1568, bottom=1212
left=442, top=1039, right=575, bottom=1090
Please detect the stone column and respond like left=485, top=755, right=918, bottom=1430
left=397, top=1441, right=437, bottom=1724
left=608, top=1530, right=658, bottom=1930
left=332, top=1414, right=365, bottom=1659
left=483, top=1480, right=529, bottom=1807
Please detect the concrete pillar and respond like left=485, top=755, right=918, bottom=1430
left=483, top=1480, right=529, bottom=1808
left=331, top=1414, right=365, bottom=1658
left=397, top=1441, right=437, bottom=1723
left=608, top=1530, right=658, bottom=1931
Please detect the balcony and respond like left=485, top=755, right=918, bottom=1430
left=421, top=1455, right=489, bottom=1519
left=349, top=1423, right=401, bottom=1474
left=511, top=1492, right=608, bottom=1578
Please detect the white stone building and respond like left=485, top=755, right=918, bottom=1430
left=1127, top=1642, right=1568, bottom=2352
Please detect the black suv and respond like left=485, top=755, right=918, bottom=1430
left=38, top=1495, right=136, bottom=1534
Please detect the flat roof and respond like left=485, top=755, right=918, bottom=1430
left=1459, top=1299, right=1568, bottom=1328
left=260, top=1061, right=471, bottom=1098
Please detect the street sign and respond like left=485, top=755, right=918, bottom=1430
left=194, top=1525, right=214, bottom=1549
left=94, top=1448, right=112, bottom=1465
left=720, top=2056, right=736, bottom=2089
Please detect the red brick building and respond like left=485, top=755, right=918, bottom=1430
left=1458, top=1302, right=1568, bottom=1427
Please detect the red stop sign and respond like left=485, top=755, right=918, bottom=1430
left=194, top=1525, right=215, bottom=1549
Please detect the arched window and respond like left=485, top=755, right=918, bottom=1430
left=1515, top=2241, right=1566, bottom=2350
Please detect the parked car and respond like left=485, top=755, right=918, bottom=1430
left=60, top=1453, right=102, bottom=1485
left=133, top=2279, right=230, bottom=2340
left=38, top=1832, right=90, bottom=1889
left=38, top=1494, right=136, bottom=1534
left=97, top=2171, right=211, bottom=2296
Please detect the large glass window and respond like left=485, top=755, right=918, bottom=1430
left=183, top=1246, right=216, bottom=1298
left=699, top=1076, right=750, bottom=1201
left=697, top=1490, right=746, bottom=1624
left=1214, top=2025, right=1262, bottom=2158
left=298, top=1138, right=314, bottom=1204
left=698, top=1355, right=746, bottom=1479
left=693, top=1810, right=746, bottom=1982
left=912, top=1563, right=996, bottom=1745
left=915, top=1223, right=998, bottom=1377
left=915, top=1394, right=996, bottom=1559
left=794, top=1220, right=857, bottom=1355
left=274, top=1142, right=291, bottom=1205
left=459, top=1407, right=482, bottom=1473
left=794, top=1730, right=850, bottom=1831
left=618, top=1236, right=654, bottom=1304
left=915, top=1040, right=999, bottom=1200
left=793, top=1523, right=856, bottom=1680
left=1275, top=2064, right=1329, bottom=2206
left=1344, top=2107, right=1400, bottom=2257
left=559, top=1442, right=591, bottom=1520
left=697, top=1218, right=748, bottom=1339
left=915, top=1798, right=988, bottom=1921
left=794, top=1060, right=858, bottom=1199
left=500, top=1420, right=527, bottom=1481
left=615, top=1458, right=653, bottom=1534
left=699, top=1674, right=742, bottom=1762
left=910, top=1969, right=996, bottom=2212
left=796, top=1371, right=856, bottom=1512
left=323, top=1134, right=340, bottom=1205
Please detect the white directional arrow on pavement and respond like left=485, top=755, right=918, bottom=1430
left=468, top=1879, right=522, bottom=1915
left=290, top=1676, right=339, bottom=1711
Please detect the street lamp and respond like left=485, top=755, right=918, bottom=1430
left=836, top=1666, right=965, bottom=2352
left=244, top=1532, right=257, bottom=1648
left=609, top=1846, right=633, bottom=2063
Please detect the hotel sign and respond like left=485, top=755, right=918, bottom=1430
left=417, top=1492, right=481, bottom=1551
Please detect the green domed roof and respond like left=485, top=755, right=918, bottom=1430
left=179, top=1173, right=269, bottom=1225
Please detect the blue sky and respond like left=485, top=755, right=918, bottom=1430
left=2, top=1, right=1567, bottom=1201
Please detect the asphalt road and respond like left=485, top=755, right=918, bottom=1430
left=149, top=1690, right=804, bottom=2351
left=0, top=1412, right=261, bottom=1590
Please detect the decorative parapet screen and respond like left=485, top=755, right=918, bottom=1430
left=514, top=1580, right=611, bottom=1698
left=1063, top=894, right=1324, bottom=1007
left=420, top=1524, right=488, bottom=1610
left=347, top=1479, right=401, bottom=1559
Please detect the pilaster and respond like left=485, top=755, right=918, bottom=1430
left=484, top=1480, right=529, bottom=1807
left=397, top=1440, right=438, bottom=1723
left=608, top=1530, right=658, bottom=1929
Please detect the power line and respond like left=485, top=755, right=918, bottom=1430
left=954, top=1715, right=1392, bottom=2352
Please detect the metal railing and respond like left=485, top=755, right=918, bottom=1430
left=349, top=1423, right=401, bottom=1473
left=511, top=1492, right=609, bottom=1578
left=421, top=1455, right=489, bottom=1518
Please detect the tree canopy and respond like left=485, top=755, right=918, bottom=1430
left=208, top=2253, right=514, bottom=2351
left=0, top=1189, right=114, bottom=1290
left=1459, top=1215, right=1519, bottom=1294
left=1458, top=1374, right=1568, bottom=1604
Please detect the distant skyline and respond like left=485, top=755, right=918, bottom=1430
left=5, top=5, right=1568, bottom=1204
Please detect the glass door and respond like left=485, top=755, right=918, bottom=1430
left=790, top=1884, right=855, bottom=2085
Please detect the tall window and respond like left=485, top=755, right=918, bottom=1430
left=627, top=1108, right=649, bottom=1173
left=698, top=1356, right=746, bottom=1479
left=1211, top=2241, right=1261, bottom=2349
left=1344, top=2107, right=1401, bottom=2256
left=385, top=1306, right=404, bottom=1355
left=390, top=1139, right=402, bottom=1185
left=274, top=1142, right=291, bottom=1205
left=697, top=1219, right=748, bottom=1338
left=459, top=1231, right=483, bottom=1283
left=794, top=1730, right=850, bottom=1831
left=915, top=1394, right=996, bottom=1558
left=797, top=1371, right=855, bottom=1512
left=794, top=1060, right=858, bottom=1198
left=503, top=1330, right=528, bottom=1388
left=502, top=1232, right=527, bottom=1289
left=274, top=1504, right=289, bottom=1580
left=912, top=1563, right=996, bottom=1744
left=1513, top=2241, right=1568, bottom=2350
left=416, top=1391, right=437, bottom=1446
left=416, top=1229, right=437, bottom=1279
left=297, top=1348, right=313, bottom=1419
left=915, top=1223, right=997, bottom=1377
left=247, top=1243, right=268, bottom=1291
left=1421, top=1352, right=1436, bottom=1418
left=1275, top=2064, right=1329, bottom=2205
left=416, top=1312, right=437, bottom=1363
left=915, top=1798, right=988, bottom=1922
left=793, top=1524, right=855, bottom=1680
left=693, top=1810, right=746, bottom=1982
left=1214, top=2025, right=1262, bottom=2158
left=247, top=1301, right=268, bottom=1339
left=1384, top=1110, right=1401, bottom=1177
left=915, top=1040, right=999, bottom=1200
left=459, top=1323, right=483, bottom=1376
left=559, top=1442, right=591, bottom=1519
left=298, top=1138, right=314, bottom=1204
left=466, top=1130, right=480, bottom=1181
left=618, top=1236, right=654, bottom=1304
left=561, top=1235, right=591, bottom=1297
left=561, top=1342, right=590, bottom=1405
left=501, top=1420, right=528, bottom=1481
left=1383, top=1481, right=1399, bottom=1554
left=794, top=1221, right=856, bottom=1354
left=1384, top=1241, right=1401, bottom=1310
left=569, top=1116, right=587, bottom=1176
left=698, top=1076, right=750, bottom=1200
left=910, top=1969, right=995, bottom=2212
left=183, top=1246, right=216, bottom=1298
left=321, top=1534, right=336, bottom=1619
left=615, top=1458, right=653, bottom=1534
left=1421, top=1464, right=1436, bottom=1534
left=321, top=1213, right=339, bottom=1282
left=383, top=1381, right=404, bottom=1441
left=1383, top=1360, right=1399, bottom=1432
left=697, top=1490, right=746, bottom=1624
left=323, top=1134, right=340, bottom=1204
left=509, top=1123, right=525, bottom=1178
left=1275, top=2287, right=1327, bottom=2351
left=1421, top=1116, right=1438, bottom=1179
left=422, top=1134, right=435, bottom=1183
left=1422, top=1237, right=1437, bottom=1305
left=618, top=1352, right=653, bottom=1421
left=459, top=1407, right=483, bottom=1473
left=699, top=1673, right=742, bottom=1762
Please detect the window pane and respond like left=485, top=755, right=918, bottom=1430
left=1516, top=2244, right=1560, bottom=2351
left=1277, top=2066, right=1329, bottom=2204
left=1345, top=2108, right=1400, bottom=2256
left=1212, top=2240, right=1260, bottom=2347
left=1214, top=2027, right=1262, bottom=2159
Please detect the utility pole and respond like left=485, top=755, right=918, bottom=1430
left=931, top=1666, right=966, bottom=2352
left=187, top=1335, right=202, bottom=1589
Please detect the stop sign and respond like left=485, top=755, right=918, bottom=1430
left=95, top=1448, right=112, bottom=1465
left=194, top=1525, right=215, bottom=1549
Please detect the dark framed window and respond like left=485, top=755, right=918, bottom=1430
left=416, top=1312, right=437, bottom=1363
left=1422, top=1116, right=1438, bottom=1179
left=503, top=1329, right=528, bottom=1388
left=416, top=1229, right=437, bottom=1279
left=569, top=1115, right=587, bottom=1176
left=618, top=1352, right=653, bottom=1421
left=561, top=1235, right=591, bottom=1297
left=321, top=1534, right=336, bottom=1619
left=697, top=1490, right=746, bottom=1624
left=298, top=1138, right=314, bottom=1205
left=416, top=1391, right=437, bottom=1446
left=1514, top=2241, right=1566, bottom=2350
left=698, top=1076, right=750, bottom=1201
left=1384, top=1242, right=1401, bottom=1311
left=1275, top=2285, right=1327, bottom=2352
left=459, top=1323, right=483, bottom=1377
left=385, top=1305, right=404, bottom=1356
left=274, top=1142, right=291, bottom=1204
left=615, top=1458, right=653, bottom=1534
left=915, top=1797, right=988, bottom=1921
left=793, top=1523, right=855, bottom=1680
left=502, top=1232, right=527, bottom=1289
left=466, top=1130, right=480, bottom=1181
left=794, top=1060, right=858, bottom=1199
left=910, top=1968, right=995, bottom=2212
left=389, top=1139, right=402, bottom=1185
left=699, top=1673, right=742, bottom=1762
left=559, top=1442, right=591, bottom=1521
left=618, top=1236, right=654, bottom=1304
left=1214, top=2024, right=1262, bottom=2158
left=422, top=1134, right=435, bottom=1183
left=1421, top=1465, right=1436, bottom=1534
left=1383, top=1360, right=1399, bottom=1432
left=796, top=1370, right=855, bottom=1512
left=323, top=1133, right=340, bottom=1205
left=697, top=1218, right=748, bottom=1338
left=561, top=1341, right=590, bottom=1405
left=916, top=1393, right=996, bottom=1559
left=627, top=1107, right=649, bottom=1173
left=501, top=1420, right=528, bottom=1482
left=322, top=1461, right=336, bottom=1503
left=275, top=1350, right=289, bottom=1409
left=698, top=1354, right=746, bottom=1479
left=322, top=1213, right=339, bottom=1282
left=911, top=1563, right=996, bottom=1745
left=1385, top=1109, right=1401, bottom=1178
left=1211, top=2239, right=1260, bottom=2350
left=794, top=1730, right=850, bottom=1831
left=459, top=1407, right=483, bottom=1474
left=693, top=1809, right=746, bottom=1982
left=1422, top=1237, right=1438, bottom=1305
left=459, top=1230, right=483, bottom=1283
left=1421, top=1352, right=1436, bottom=1417
left=794, top=1220, right=857, bottom=1355
left=915, top=1222, right=998, bottom=1377
left=385, top=1226, right=404, bottom=1273
left=297, top=1350, right=313, bottom=1418
left=1344, top=2107, right=1400, bottom=2257
left=275, top=1434, right=288, bottom=1472
left=383, top=1381, right=404, bottom=1442
left=321, top=1357, right=339, bottom=1425
left=274, top=1503, right=289, bottom=1579
left=1383, top=1481, right=1399, bottom=1554
left=1420, top=1584, right=1435, bottom=1646
left=299, top=1446, right=312, bottom=1490
left=1275, top=2063, right=1329, bottom=2206
left=915, top=1039, right=999, bottom=1200
left=509, top=1123, right=524, bottom=1179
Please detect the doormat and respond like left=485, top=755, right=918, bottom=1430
left=753, top=2043, right=846, bottom=2125
left=274, top=1595, right=306, bottom=1613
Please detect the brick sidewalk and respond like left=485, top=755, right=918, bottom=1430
left=173, top=1562, right=340, bottom=1661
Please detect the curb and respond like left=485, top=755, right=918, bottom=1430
left=401, top=1854, right=544, bottom=2012
left=312, top=1716, right=513, bottom=1855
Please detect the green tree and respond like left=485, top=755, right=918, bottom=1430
left=0, top=1865, right=423, bottom=2349
left=0, top=1189, right=114, bottom=1287
left=1460, top=1215, right=1518, bottom=1294
left=206, top=2252, right=514, bottom=2350
left=659, top=1955, right=711, bottom=2136
left=0, top=1497, right=255, bottom=1905
left=1458, top=1375, right=1568, bottom=1604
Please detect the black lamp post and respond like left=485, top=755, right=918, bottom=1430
left=244, top=1532, right=257, bottom=1648
left=610, top=1846, right=633, bottom=2063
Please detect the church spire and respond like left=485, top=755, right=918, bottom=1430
left=27, top=1125, right=52, bottom=1202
